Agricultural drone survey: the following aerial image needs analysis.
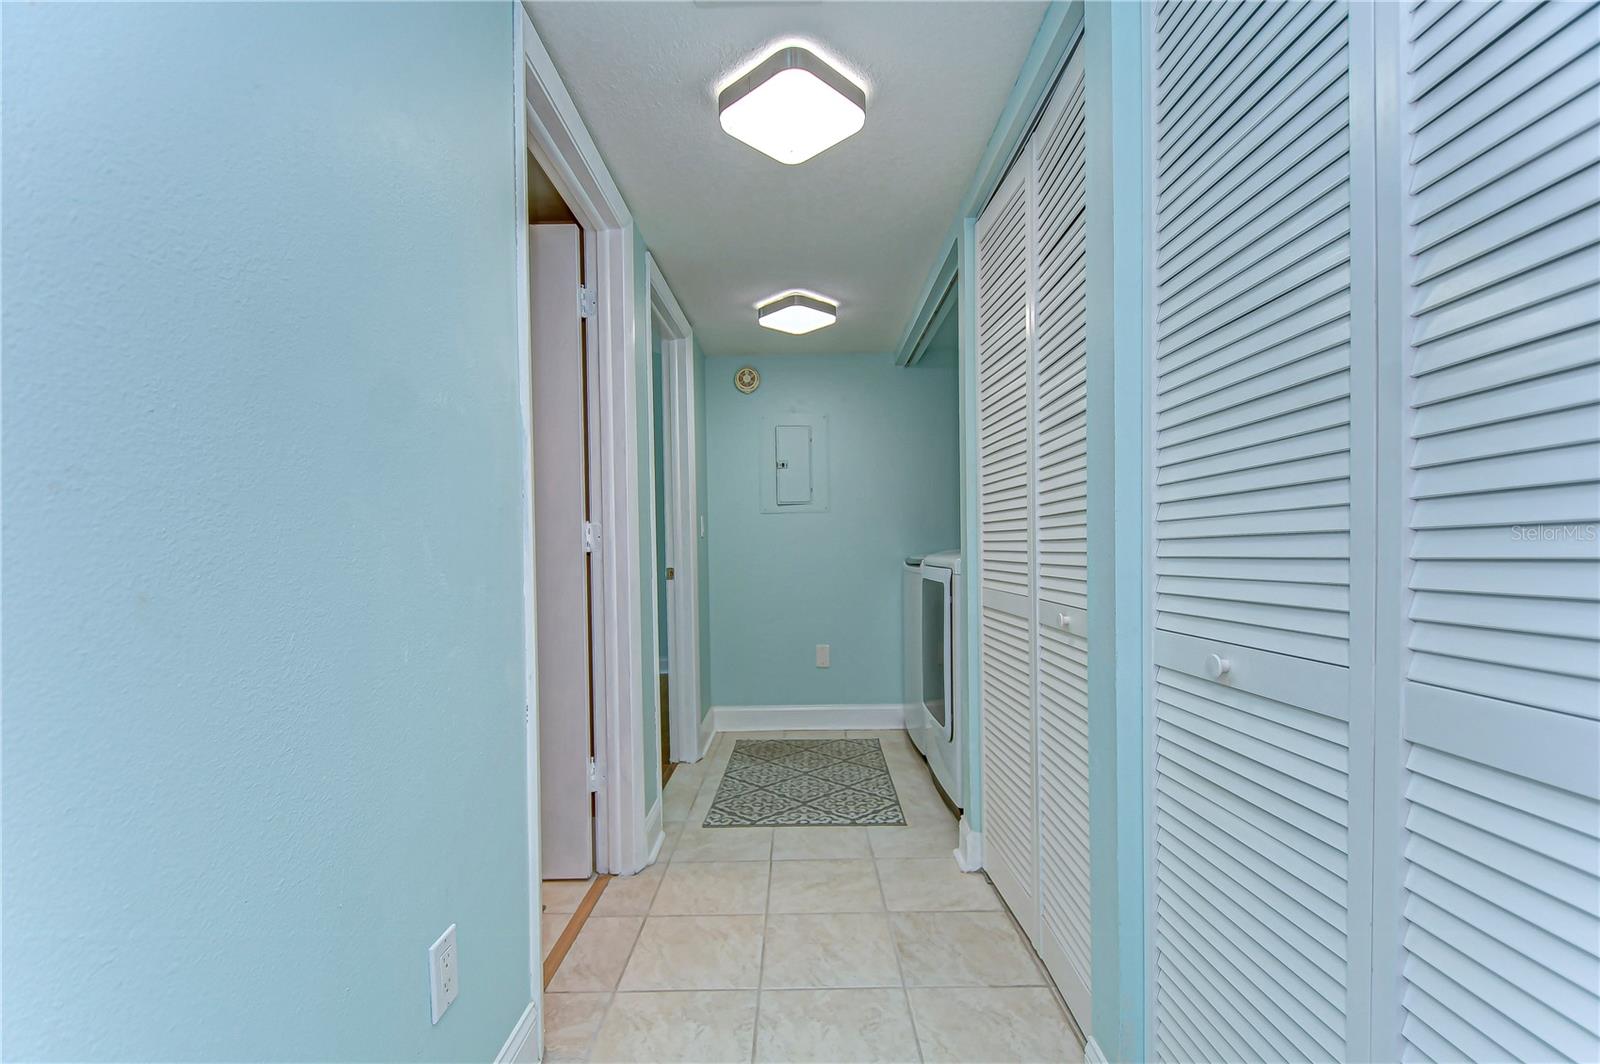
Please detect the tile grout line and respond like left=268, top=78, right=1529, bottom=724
left=750, top=780, right=777, bottom=1064
left=563, top=907, right=640, bottom=1060
left=569, top=746, right=707, bottom=1062
left=675, top=733, right=762, bottom=1060
left=873, top=850, right=927, bottom=1063
left=574, top=731, right=1013, bottom=1061
left=705, top=731, right=766, bottom=1063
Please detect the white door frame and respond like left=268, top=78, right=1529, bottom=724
left=645, top=253, right=705, bottom=768
left=517, top=0, right=651, bottom=960
left=511, top=10, right=541, bottom=1020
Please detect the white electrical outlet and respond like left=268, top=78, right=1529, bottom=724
left=428, top=924, right=459, bottom=1024
left=816, top=644, right=830, bottom=668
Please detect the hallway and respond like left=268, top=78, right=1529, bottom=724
left=540, top=730, right=1082, bottom=1063
left=6, top=2, right=1597, bottom=1060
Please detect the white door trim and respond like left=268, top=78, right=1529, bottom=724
left=510, top=8, right=540, bottom=1008
left=494, top=1002, right=540, bottom=1064
left=519, top=0, right=649, bottom=911
left=645, top=253, right=704, bottom=770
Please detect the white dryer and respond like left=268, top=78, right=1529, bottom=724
left=902, top=556, right=928, bottom=753
left=913, top=550, right=963, bottom=809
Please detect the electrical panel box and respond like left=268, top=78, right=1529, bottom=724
left=774, top=424, right=813, bottom=505
left=761, top=414, right=829, bottom=514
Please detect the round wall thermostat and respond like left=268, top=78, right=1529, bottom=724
left=734, top=366, right=760, bottom=394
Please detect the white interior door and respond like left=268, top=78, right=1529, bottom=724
left=662, top=336, right=705, bottom=766
left=974, top=52, right=1093, bottom=1019
left=1029, top=45, right=1092, bottom=1028
left=1381, top=4, right=1600, bottom=1060
left=1149, top=3, right=1370, bottom=1060
left=976, top=160, right=1040, bottom=939
left=531, top=222, right=593, bottom=881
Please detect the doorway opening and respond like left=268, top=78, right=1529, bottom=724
left=517, top=11, right=665, bottom=1029
left=527, top=155, right=594, bottom=879
left=651, top=335, right=673, bottom=788
left=524, top=148, right=616, bottom=988
left=645, top=254, right=704, bottom=787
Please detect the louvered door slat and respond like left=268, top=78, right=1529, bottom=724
left=1389, top=5, right=1600, bottom=1061
left=1152, top=4, right=1362, bottom=1060
left=1401, top=0, right=1600, bottom=723
left=1161, top=3, right=1295, bottom=152
left=976, top=158, right=1039, bottom=940
left=1159, top=8, right=1349, bottom=237
left=1029, top=46, right=1092, bottom=1028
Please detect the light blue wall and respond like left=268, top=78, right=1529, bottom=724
left=920, top=306, right=959, bottom=369
left=1, top=5, right=531, bottom=1061
left=1086, top=5, right=1150, bottom=1059
left=705, top=353, right=959, bottom=708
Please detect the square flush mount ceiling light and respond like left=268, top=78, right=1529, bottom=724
left=757, top=292, right=838, bottom=335
left=718, top=45, right=866, bottom=164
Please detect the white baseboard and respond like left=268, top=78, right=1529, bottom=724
left=495, top=1001, right=538, bottom=1064
left=955, top=816, right=983, bottom=872
left=712, top=703, right=910, bottom=732
left=697, top=707, right=716, bottom=758
left=644, top=797, right=665, bottom=866
left=1083, top=1035, right=1109, bottom=1064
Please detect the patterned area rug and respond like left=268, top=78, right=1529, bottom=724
left=704, top=738, right=906, bottom=827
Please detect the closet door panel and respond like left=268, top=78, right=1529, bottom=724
left=1398, top=694, right=1600, bottom=1064
left=1030, top=47, right=1092, bottom=1025
left=1151, top=2, right=1364, bottom=1060
left=1392, top=4, right=1600, bottom=1060
left=976, top=162, right=1039, bottom=936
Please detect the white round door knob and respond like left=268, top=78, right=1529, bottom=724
left=1057, top=612, right=1071, bottom=631
left=1205, top=653, right=1232, bottom=679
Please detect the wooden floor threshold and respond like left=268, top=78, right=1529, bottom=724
left=542, top=874, right=612, bottom=989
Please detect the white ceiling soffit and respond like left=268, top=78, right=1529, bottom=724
left=527, top=1, right=1049, bottom=356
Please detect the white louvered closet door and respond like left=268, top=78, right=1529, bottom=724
left=1385, top=3, right=1600, bottom=1060
left=1029, top=46, right=1092, bottom=1026
left=976, top=160, right=1039, bottom=938
left=1150, top=2, right=1371, bottom=1061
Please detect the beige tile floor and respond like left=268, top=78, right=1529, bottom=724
left=544, top=729, right=1084, bottom=1063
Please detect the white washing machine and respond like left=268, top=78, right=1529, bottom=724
left=912, top=550, right=964, bottom=810
left=902, top=556, right=928, bottom=753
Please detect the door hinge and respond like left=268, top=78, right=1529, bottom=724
left=583, top=520, right=599, bottom=554
left=586, top=757, right=601, bottom=792
left=578, top=284, right=597, bottom=320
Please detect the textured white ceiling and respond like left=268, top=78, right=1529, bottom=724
left=528, top=1, right=1048, bottom=356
